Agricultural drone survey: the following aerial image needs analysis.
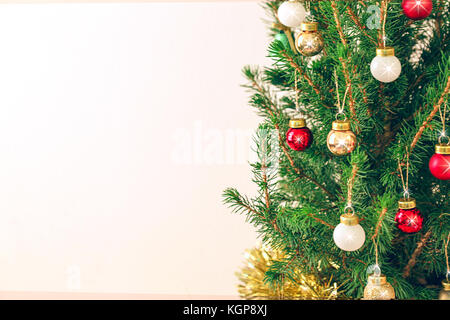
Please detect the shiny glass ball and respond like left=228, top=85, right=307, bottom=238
left=295, top=31, right=324, bottom=56
left=394, top=207, right=423, bottom=233
left=429, top=152, right=450, bottom=180
left=370, top=55, right=402, bottom=83
left=333, top=223, right=365, bottom=252
left=286, top=127, right=313, bottom=151
left=402, top=0, right=432, bottom=20
left=327, top=129, right=356, bottom=155
left=277, top=1, right=306, bottom=28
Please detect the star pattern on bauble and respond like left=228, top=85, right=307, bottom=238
left=411, top=0, right=432, bottom=14
left=438, top=155, right=450, bottom=175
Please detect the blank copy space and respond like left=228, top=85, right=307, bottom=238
left=0, top=3, right=268, bottom=295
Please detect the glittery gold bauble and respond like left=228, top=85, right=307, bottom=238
left=439, top=280, right=450, bottom=300
left=236, top=246, right=339, bottom=300
left=326, top=120, right=357, bottom=155
left=363, top=274, right=395, bottom=300
left=295, top=22, right=324, bottom=57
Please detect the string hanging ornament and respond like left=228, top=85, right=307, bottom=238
left=429, top=101, right=450, bottom=180
left=295, top=21, right=324, bottom=57
left=370, top=0, right=402, bottom=83
left=286, top=70, right=313, bottom=151
left=333, top=165, right=366, bottom=252
left=395, top=148, right=423, bottom=234
left=363, top=237, right=395, bottom=300
left=327, top=70, right=357, bottom=155
left=295, top=2, right=324, bottom=57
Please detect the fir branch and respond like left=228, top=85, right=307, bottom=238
left=248, top=75, right=281, bottom=119
left=346, top=164, right=359, bottom=205
left=329, top=251, right=368, bottom=267
left=307, top=213, right=334, bottom=229
left=247, top=72, right=340, bottom=201
left=223, top=188, right=284, bottom=236
left=260, top=143, right=271, bottom=209
left=390, top=73, right=426, bottom=110
left=279, top=131, right=340, bottom=201
left=228, top=0, right=449, bottom=299
left=330, top=1, right=347, bottom=46
left=280, top=52, right=322, bottom=97
left=377, top=0, right=385, bottom=47
left=410, top=76, right=450, bottom=151
left=371, top=207, right=388, bottom=241
left=435, top=0, right=444, bottom=39
left=222, top=188, right=265, bottom=220
left=346, top=6, right=377, bottom=46
left=329, top=3, right=359, bottom=126
left=359, top=84, right=369, bottom=105
left=357, top=0, right=368, bottom=7
left=338, top=57, right=359, bottom=130
left=403, top=230, right=433, bottom=278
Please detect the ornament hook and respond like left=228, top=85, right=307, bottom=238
left=402, top=189, right=410, bottom=199
left=344, top=204, right=355, bottom=216
left=438, top=133, right=450, bottom=145
left=373, top=264, right=381, bottom=277
left=366, top=264, right=382, bottom=277
left=335, top=112, right=347, bottom=121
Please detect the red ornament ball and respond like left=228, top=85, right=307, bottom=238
left=395, top=208, right=423, bottom=234
left=402, top=0, right=432, bottom=20
left=286, top=127, right=313, bottom=151
left=429, top=152, right=450, bottom=180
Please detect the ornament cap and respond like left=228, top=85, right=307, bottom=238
left=376, top=47, right=395, bottom=57
left=332, top=120, right=351, bottom=131
left=367, top=274, right=387, bottom=286
left=435, top=144, right=450, bottom=155
left=398, top=198, right=416, bottom=210
left=301, top=22, right=318, bottom=31
left=340, top=213, right=359, bottom=226
left=443, top=280, right=450, bottom=291
left=289, top=118, right=306, bottom=128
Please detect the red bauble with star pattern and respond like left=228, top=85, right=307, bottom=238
left=402, top=0, right=432, bottom=20
left=395, top=198, right=423, bottom=234
left=286, top=118, right=313, bottom=151
left=429, top=144, right=450, bottom=180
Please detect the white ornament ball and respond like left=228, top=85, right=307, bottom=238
left=278, top=1, right=306, bottom=28
left=333, top=215, right=366, bottom=252
left=370, top=48, right=402, bottom=83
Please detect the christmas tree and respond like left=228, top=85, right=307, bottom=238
left=223, top=0, right=449, bottom=299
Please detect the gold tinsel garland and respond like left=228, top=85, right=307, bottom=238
left=236, top=246, right=340, bottom=300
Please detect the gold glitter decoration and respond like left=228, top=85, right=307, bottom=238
left=295, top=28, right=324, bottom=57
left=439, top=280, right=450, bottom=300
left=362, top=274, right=395, bottom=300
left=236, top=246, right=339, bottom=300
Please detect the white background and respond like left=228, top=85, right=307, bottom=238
left=0, top=2, right=270, bottom=297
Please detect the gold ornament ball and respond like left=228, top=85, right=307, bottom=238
left=363, top=274, right=395, bottom=300
left=295, top=22, right=324, bottom=57
left=439, top=280, right=450, bottom=300
left=327, top=120, right=357, bottom=155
